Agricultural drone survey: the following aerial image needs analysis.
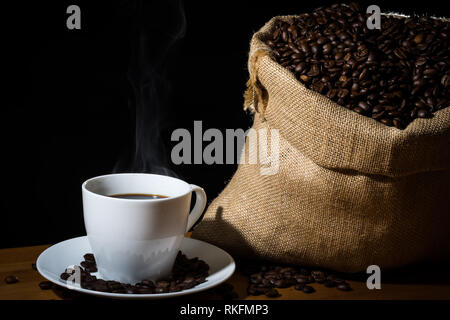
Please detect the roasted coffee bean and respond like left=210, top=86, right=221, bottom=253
left=154, top=287, right=168, bottom=294
left=423, top=68, right=438, bottom=77
left=337, top=283, right=352, bottom=291
left=169, top=285, right=182, bottom=293
left=83, top=254, right=96, bottom=264
left=359, top=68, right=369, bottom=81
left=248, top=284, right=268, bottom=296
left=302, top=285, right=315, bottom=294
left=84, top=266, right=97, bottom=273
left=265, top=288, right=280, bottom=298
left=441, top=74, right=450, bottom=87
left=273, top=28, right=280, bottom=40
left=250, top=273, right=262, bottom=284
left=337, top=88, right=349, bottom=98
left=266, top=4, right=450, bottom=129
left=380, top=118, right=393, bottom=126
left=413, top=33, right=425, bottom=44
left=393, top=119, right=402, bottom=129
left=111, top=289, right=127, bottom=294
left=307, top=65, right=321, bottom=77
left=357, top=101, right=371, bottom=112
left=136, top=287, right=154, bottom=294
left=295, top=276, right=309, bottom=284
left=417, top=109, right=429, bottom=118
left=295, top=62, right=307, bottom=73
left=314, top=277, right=326, bottom=284
left=339, top=75, right=348, bottom=82
left=60, top=272, right=71, bottom=280
left=385, top=105, right=397, bottom=111
left=39, top=281, right=53, bottom=290
left=4, top=275, right=19, bottom=284
left=311, top=271, right=324, bottom=279
left=83, top=274, right=97, bottom=283
left=333, top=278, right=346, bottom=284
left=353, top=107, right=364, bottom=114
left=300, top=75, right=310, bottom=83
left=311, top=45, right=320, bottom=56
left=294, top=283, right=305, bottom=291
left=196, top=277, right=207, bottom=285
left=156, top=280, right=170, bottom=288
left=272, top=279, right=290, bottom=288
left=107, top=282, right=124, bottom=292
left=279, top=267, right=294, bottom=274
left=326, top=274, right=336, bottom=281
left=80, top=261, right=98, bottom=273
left=91, top=280, right=109, bottom=292
left=323, top=43, right=332, bottom=54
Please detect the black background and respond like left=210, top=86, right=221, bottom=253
left=2, top=0, right=448, bottom=248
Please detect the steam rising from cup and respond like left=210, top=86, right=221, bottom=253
left=114, top=0, right=186, bottom=177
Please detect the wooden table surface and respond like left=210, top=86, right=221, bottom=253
left=1, top=244, right=450, bottom=300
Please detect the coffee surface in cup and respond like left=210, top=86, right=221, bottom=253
left=109, top=193, right=168, bottom=200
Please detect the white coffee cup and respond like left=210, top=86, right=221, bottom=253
left=82, top=173, right=206, bottom=284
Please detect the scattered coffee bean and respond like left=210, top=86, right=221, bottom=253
left=39, top=281, right=53, bottom=290
left=303, top=285, right=315, bottom=294
left=266, top=3, right=450, bottom=129
left=294, top=284, right=304, bottom=291
left=337, top=283, right=352, bottom=291
left=265, top=288, right=281, bottom=298
left=4, top=275, right=19, bottom=284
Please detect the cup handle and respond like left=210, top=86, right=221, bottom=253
left=186, top=185, right=207, bottom=232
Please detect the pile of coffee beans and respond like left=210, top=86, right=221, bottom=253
left=59, top=252, right=209, bottom=294
left=242, top=263, right=352, bottom=298
left=266, top=3, right=449, bottom=128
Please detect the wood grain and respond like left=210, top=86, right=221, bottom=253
left=1, top=244, right=449, bottom=300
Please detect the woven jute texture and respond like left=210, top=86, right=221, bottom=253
left=192, top=15, right=450, bottom=272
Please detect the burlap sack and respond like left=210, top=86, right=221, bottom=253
left=192, top=15, right=450, bottom=272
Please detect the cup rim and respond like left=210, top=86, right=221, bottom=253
left=82, top=173, right=192, bottom=203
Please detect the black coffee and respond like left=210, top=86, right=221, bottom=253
left=266, top=2, right=449, bottom=129
left=109, top=193, right=168, bottom=200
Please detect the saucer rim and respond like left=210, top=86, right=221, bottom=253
left=36, top=236, right=236, bottom=300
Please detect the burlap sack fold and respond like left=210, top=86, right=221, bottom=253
left=192, top=15, right=450, bottom=272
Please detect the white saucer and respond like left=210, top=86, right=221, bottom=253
left=37, top=236, right=235, bottom=299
